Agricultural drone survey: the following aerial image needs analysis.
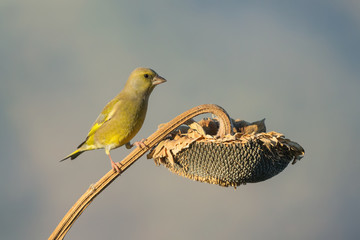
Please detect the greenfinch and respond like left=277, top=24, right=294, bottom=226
left=61, top=67, right=166, bottom=172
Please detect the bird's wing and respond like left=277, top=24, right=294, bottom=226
left=87, top=98, right=122, bottom=137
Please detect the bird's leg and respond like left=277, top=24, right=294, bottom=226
left=106, top=151, right=121, bottom=173
left=125, top=139, right=148, bottom=149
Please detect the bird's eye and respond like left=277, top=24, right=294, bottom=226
left=144, top=74, right=149, bottom=78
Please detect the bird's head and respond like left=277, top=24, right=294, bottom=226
left=125, top=68, right=166, bottom=95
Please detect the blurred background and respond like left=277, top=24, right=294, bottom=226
left=1, top=1, right=359, bottom=239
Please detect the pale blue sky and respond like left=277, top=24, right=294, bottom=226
left=1, top=1, right=359, bottom=239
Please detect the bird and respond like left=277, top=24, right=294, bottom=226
left=61, top=67, right=166, bottom=172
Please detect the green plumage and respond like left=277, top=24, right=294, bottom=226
left=61, top=68, right=166, bottom=171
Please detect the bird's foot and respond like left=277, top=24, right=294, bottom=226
left=110, top=159, right=122, bottom=173
left=125, top=139, right=148, bottom=149
left=134, top=139, right=147, bottom=148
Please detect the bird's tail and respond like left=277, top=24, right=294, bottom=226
left=60, top=149, right=84, bottom=162
left=60, top=139, right=88, bottom=162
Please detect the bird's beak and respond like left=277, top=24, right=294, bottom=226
left=152, top=75, right=167, bottom=86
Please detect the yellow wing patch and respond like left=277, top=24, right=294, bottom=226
left=87, top=122, right=102, bottom=136
left=87, top=99, right=121, bottom=137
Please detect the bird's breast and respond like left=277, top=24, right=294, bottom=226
left=94, top=98, right=148, bottom=148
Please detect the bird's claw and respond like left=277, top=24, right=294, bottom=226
left=125, top=139, right=148, bottom=149
left=111, top=160, right=122, bottom=173
left=134, top=138, right=148, bottom=148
